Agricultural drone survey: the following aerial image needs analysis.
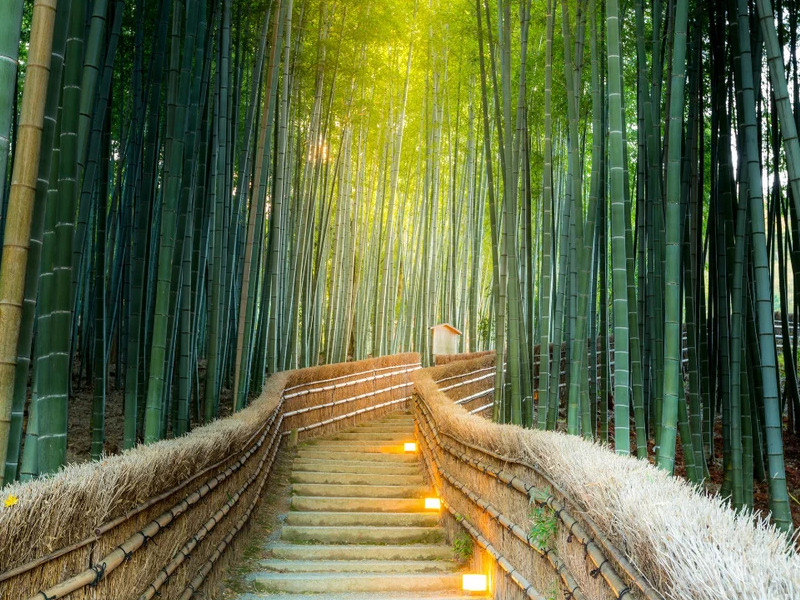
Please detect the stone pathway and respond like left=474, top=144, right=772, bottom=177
left=236, top=412, right=483, bottom=600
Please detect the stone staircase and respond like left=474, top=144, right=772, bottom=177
left=239, top=411, right=482, bottom=600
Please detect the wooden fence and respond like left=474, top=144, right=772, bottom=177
left=0, top=354, right=420, bottom=600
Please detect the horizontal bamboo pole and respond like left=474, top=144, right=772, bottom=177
left=455, top=387, right=493, bottom=405
left=283, top=365, right=420, bottom=399
left=26, top=407, right=285, bottom=600
left=416, top=388, right=663, bottom=600
left=438, top=371, right=495, bottom=393
left=415, top=401, right=585, bottom=600
left=283, top=381, right=413, bottom=418
left=468, top=402, right=493, bottom=415
left=282, top=362, right=421, bottom=394
left=139, top=415, right=284, bottom=600
left=284, top=396, right=411, bottom=435
left=434, top=365, right=496, bottom=385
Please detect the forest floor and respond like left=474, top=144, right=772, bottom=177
left=62, top=358, right=237, bottom=462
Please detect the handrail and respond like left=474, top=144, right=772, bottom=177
left=415, top=394, right=636, bottom=599
left=414, top=402, right=584, bottom=600
left=283, top=363, right=420, bottom=396
left=5, top=354, right=419, bottom=600
left=0, top=400, right=277, bottom=584
left=26, top=405, right=285, bottom=600
left=413, top=356, right=665, bottom=600
left=282, top=382, right=412, bottom=418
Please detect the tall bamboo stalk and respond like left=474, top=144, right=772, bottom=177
left=0, top=0, right=59, bottom=486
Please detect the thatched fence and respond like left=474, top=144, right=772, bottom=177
left=412, top=354, right=800, bottom=600
left=0, top=353, right=420, bottom=600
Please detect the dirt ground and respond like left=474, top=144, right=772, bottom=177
left=62, top=358, right=238, bottom=464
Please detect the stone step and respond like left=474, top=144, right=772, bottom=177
left=291, top=496, right=429, bottom=513
left=291, top=459, right=421, bottom=475
left=301, top=440, right=414, bottom=453
left=238, top=594, right=480, bottom=600
left=354, top=423, right=415, bottom=431
left=230, top=413, right=470, bottom=600
left=248, top=572, right=462, bottom=594
left=292, top=482, right=429, bottom=498
left=258, top=559, right=459, bottom=573
left=326, top=431, right=413, bottom=441
left=291, top=471, right=424, bottom=486
left=280, top=525, right=445, bottom=544
left=295, top=450, right=418, bottom=463
left=383, top=412, right=414, bottom=418
left=285, top=511, right=439, bottom=527
left=268, top=543, right=455, bottom=561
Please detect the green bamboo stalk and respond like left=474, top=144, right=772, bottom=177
left=605, top=0, right=630, bottom=455
left=35, top=0, right=86, bottom=476
left=91, top=104, right=110, bottom=460
left=537, top=0, right=555, bottom=429
left=0, top=0, right=59, bottom=486
left=656, top=0, right=689, bottom=475
left=732, top=0, right=793, bottom=532
left=0, top=0, right=25, bottom=225
left=4, top=0, right=70, bottom=483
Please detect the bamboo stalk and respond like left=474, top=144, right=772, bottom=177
left=0, top=0, right=59, bottom=487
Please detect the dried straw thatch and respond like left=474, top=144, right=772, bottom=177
left=413, top=357, right=800, bottom=600
left=434, top=350, right=495, bottom=366
left=0, top=353, right=420, bottom=600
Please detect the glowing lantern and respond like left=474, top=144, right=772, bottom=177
left=424, top=497, right=441, bottom=510
left=462, top=574, right=488, bottom=592
left=404, top=442, right=417, bottom=453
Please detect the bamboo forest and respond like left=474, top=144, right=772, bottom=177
left=3, top=0, right=800, bottom=574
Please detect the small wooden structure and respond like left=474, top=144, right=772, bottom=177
left=430, top=323, right=462, bottom=357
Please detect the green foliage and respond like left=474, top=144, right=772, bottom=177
left=528, top=503, right=558, bottom=549
left=452, top=530, right=474, bottom=562
left=478, top=314, right=492, bottom=348
left=544, top=579, right=560, bottom=600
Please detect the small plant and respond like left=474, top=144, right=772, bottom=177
left=544, top=579, right=560, bottom=600
left=452, top=530, right=474, bottom=562
left=528, top=503, right=558, bottom=549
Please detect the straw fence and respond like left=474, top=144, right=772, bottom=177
left=435, top=351, right=495, bottom=366
left=413, top=355, right=800, bottom=600
left=0, top=353, right=420, bottom=600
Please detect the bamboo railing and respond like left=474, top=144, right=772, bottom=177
left=0, top=353, right=421, bottom=600
left=414, top=355, right=654, bottom=600
left=413, top=354, right=800, bottom=600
